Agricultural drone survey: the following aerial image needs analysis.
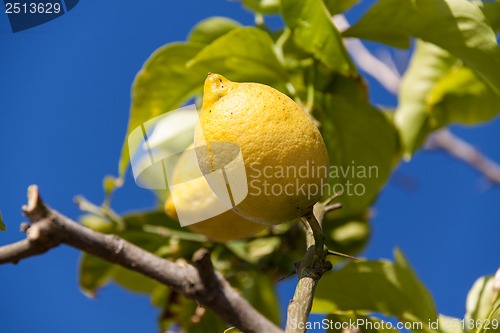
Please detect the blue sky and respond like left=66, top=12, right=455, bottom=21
left=1, top=1, right=499, bottom=332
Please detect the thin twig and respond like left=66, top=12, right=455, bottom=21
left=425, top=129, right=500, bottom=185
left=323, top=203, right=342, bottom=214
left=0, top=185, right=283, bottom=333
left=333, top=15, right=401, bottom=94
left=326, top=250, right=360, bottom=261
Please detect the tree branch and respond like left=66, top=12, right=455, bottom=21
left=425, top=129, right=500, bottom=185
left=333, top=15, right=401, bottom=94
left=0, top=185, right=283, bottom=333
left=285, top=211, right=331, bottom=333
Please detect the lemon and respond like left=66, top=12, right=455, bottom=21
left=165, top=145, right=267, bottom=242
left=194, top=74, right=328, bottom=225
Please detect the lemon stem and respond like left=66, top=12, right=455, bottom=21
left=285, top=210, right=331, bottom=333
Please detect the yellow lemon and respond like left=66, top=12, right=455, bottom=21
left=194, top=74, right=328, bottom=225
left=165, top=145, right=267, bottom=242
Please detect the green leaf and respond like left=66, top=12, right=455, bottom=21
left=242, top=0, right=280, bottom=14
left=281, top=0, right=356, bottom=74
left=80, top=214, right=116, bottom=233
left=118, top=42, right=206, bottom=178
left=119, top=28, right=289, bottom=178
left=111, top=265, right=161, bottom=294
left=122, top=210, right=181, bottom=230
left=187, top=27, right=288, bottom=84
left=326, top=312, right=399, bottom=333
left=189, top=17, right=241, bottom=45
left=428, top=67, right=500, bottom=126
left=224, top=328, right=243, bottom=333
left=438, top=315, right=464, bottom=333
left=323, top=0, right=360, bottom=15
left=465, top=275, right=500, bottom=331
left=0, top=211, right=5, bottom=231
left=122, top=210, right=207, bottom=243
left=119, top=230, right=167, bottom=253
left=395, top=40, right=500, bottom=156
left=79, top=253, right=114, bottom=297
left=102, top=175, right=121, bottom=201
left=482, top=2, right=500, bottom=32
left=150, top=284, right=170, bottom=308
left=240, top=272, right=281, bottom=325
left=322, top=211, right=371, bottom=256
left=314, top=81, right=400, bottom=218
left=395, top=40, right=456, bottom=156
left=313, top=249, right=438, bottom=332
left=344, top=0, right=500, bottom=95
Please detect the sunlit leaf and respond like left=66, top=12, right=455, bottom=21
left=102, top=175, right=121, bottom=201
left=187, top=27, right=288, bottom=84
left=395, top=40, right=456, bottom=156
left=79, top=253, right=114, bottom=298
left=344, top=0, right=500, bottom=95
left=118, top=43, right=205, bottom=178
left=242, top=0, right=280, bottom=14
left=313, top=249, right=438, bottom=333
left=465, top=275, right=500, bottom=332
left=322, top=211, right=371, bottom=256
left=224, top=328, right=243, bottom=333
left=323, top=0, right=360, bottom=15
left=80, top=214, right=115, bottom=233
left=189, top=17, right=241, bottom=45
left=429, top=67, right=500, bottom=126
left=438, top=315, right=464, bottom=333
left=281, top=0, right=356, bottom=74
left=395, top=40, right=500, bottom=156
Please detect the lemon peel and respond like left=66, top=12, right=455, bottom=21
left=195, top=74, right=328, bottom=225
left=165, top=145, right=267, bottom=242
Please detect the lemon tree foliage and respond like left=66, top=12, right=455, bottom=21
left=188, top=17, right=241, bottom=45
left=0, top=211, right=5, bottom=231
left=465, top=275, right=500, bottom=333
left=313, top=250, right=438, bottom=333
left=78, top=0, right=500, bottom=331
left=281, top=0, right=356, bottom=74
left=344, top=0, right=500, bottom=94
left=396, top=40, right=500, bottom=156
left=314, top=80, right=400, bottom=218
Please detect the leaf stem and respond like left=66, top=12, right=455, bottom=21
left=274, top=28, right=291, bottom=66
